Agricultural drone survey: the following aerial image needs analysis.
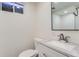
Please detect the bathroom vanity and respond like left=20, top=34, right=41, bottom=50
left=34, top=38, right=79, bottom=57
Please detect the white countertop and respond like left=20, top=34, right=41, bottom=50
left=34, top=38, right=79, bottom=57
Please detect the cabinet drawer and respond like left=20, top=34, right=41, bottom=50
left=36, top=43, right=66, bottom=57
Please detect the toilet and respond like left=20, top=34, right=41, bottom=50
left=19, top=49, right=39, bottom=57
left=19, top=38, right=39, bottom=57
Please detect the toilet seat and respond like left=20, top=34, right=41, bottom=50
left=19, top=49, right=38, bottom=57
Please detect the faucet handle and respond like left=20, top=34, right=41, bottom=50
left=57, top=33, right=64, bottom=36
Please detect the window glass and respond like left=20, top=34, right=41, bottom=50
left=2, top=2, right=13, bottom=12
left=0, top=2, right=2, bottom=10
left=14, top=3, right=23, bottom=14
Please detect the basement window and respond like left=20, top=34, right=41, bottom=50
left=14, top=3, right=23, bottom=14
left=2, top=2, right=13, bottom=12
left=0, top=3, right=2, bottom=10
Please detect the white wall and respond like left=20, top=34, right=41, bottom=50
left=0, top=3, right=36, bottom=57
left=35, top=2, right=79, bottom=45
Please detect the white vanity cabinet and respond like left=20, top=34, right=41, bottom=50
left=35, top=41, right=66, bottom=57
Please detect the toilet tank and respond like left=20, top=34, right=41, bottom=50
left=34, top=38, right=44, bottom=49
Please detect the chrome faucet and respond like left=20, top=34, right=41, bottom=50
left=57, top=33, right=70, bottom=43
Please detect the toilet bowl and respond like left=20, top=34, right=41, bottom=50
left=19, top=38, right=39, bottom=57
left=19, top=49, right=38, bottom=57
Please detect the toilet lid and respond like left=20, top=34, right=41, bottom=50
left=19, top=49, right=38, bottom=57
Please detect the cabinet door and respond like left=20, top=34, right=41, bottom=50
left=35, top=43, right=66, bottom=57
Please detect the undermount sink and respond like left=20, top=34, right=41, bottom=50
left=46, top=40, right=78, bottom=52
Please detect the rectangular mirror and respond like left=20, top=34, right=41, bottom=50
left=51, top=2, right=79, bottom=31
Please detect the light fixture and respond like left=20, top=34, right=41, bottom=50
left=64, top=11, right=68, bottom=14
